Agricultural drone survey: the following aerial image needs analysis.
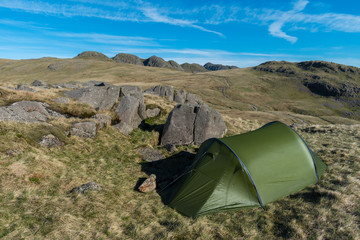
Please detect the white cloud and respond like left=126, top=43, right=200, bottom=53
left=250, top=0, right=360, bottom=43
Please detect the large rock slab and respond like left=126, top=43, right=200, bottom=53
left=0, top=101, right=60, bottom=123
left=161, top=104, right=226, bottom=146
left=65, top=84, right=120, bottom=111
left=114, top=85, right=147, bottom=134
left=115, top=95, right=143, bottom=129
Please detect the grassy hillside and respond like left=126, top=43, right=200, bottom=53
left=0, top=57, right=359, bottom=124
left=0, top=58, right=359, bottom=239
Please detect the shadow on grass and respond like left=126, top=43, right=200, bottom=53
left=139, top=151, right=196, bottom=204
left=290, top=188, right=336, bottom=204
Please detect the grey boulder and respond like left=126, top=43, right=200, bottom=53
left=70, top=122, right=97, bottom=138
left=161, top=104, right=197, bottom=145
left=161, top=104, right=226, bottom=146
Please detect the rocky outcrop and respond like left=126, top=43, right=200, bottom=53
left=181, top=63, right=208, bottom=73
left=0, top=101, right=62, bottom=123
left=144, top=85, right=204, bottom=105
left=74, top=51, right=109, bottom=61
left=138, top=174, right=156, bottom=193
left=112, top=53, right=143, bottom=65
left=64, top=84, right=120, bottom=111
left=297, top=61, right=360, bottom=75
left=204, top=62, right=238, bottom=71
left=39, top=134, right=63, bottom=148
left=161, top=104, right=226, bottom=146
left=144, top=85, right=174, bottom=101
left=70, top=122, right=97, bottom=138
left=304, top=81, right=360, bottom=98
left=70, top=182, right=102, bottom=194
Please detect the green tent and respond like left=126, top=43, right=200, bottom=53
left=163, top=121, right=326, bottom=217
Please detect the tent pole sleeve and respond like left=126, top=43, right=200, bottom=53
left=214, top=138, right=264, bottom=207
left=289, top=128, right=319, bottom=181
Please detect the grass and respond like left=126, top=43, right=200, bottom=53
left=0, top=58, right=359, bottom=239
left=0, top=102, right=359, bottom=239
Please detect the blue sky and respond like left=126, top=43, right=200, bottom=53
left=0, top=0, right=360, bottom=67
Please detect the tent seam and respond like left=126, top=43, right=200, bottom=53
left=213, top=138, right=264, bottom=207
left=288, top=126, right=319, bottom=181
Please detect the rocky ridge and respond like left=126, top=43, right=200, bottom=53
left=72, top=51, right=238, bottom=72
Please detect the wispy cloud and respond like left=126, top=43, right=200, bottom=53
left=50, top=32, right=158, bottom=46
left=0, top=0, right=224, bottom=37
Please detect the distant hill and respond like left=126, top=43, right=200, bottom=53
left=204, top=62, right=239, bottom=71
left=112, top=53, right=143, bottom=65
left=168, top=60, right=184, bottom=71
left=181, top=63, right=208, bottom=73
left=72, top=51, right=240, bottom=72
left=74, top=51, right=110, bottom=61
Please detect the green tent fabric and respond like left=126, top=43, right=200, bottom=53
left=163, top=121, right=326, bottom=217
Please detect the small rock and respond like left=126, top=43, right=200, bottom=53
left=137, top=147, right=165, bottom=162
left=70, top=182, right=101, bottom=194
left=39, top=134, right=63, bottom=148
left=162, top=144, right=178, bottom=153
left=5, top=149, right=23, bottom=156
left=146, top=108, right=161, bottom=118
left=138, top=174, right=156, bottom=193
left=93, top=114, right=112, bottom=129
left=70, top=122, right=97, bottom=138
left=53, top=97, right=70, bottom=104
left=31, top=80, right=48, bottom=87
left=16, top=84, right=36, bottom=92
left=113, top=122, right=133, bottom=135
